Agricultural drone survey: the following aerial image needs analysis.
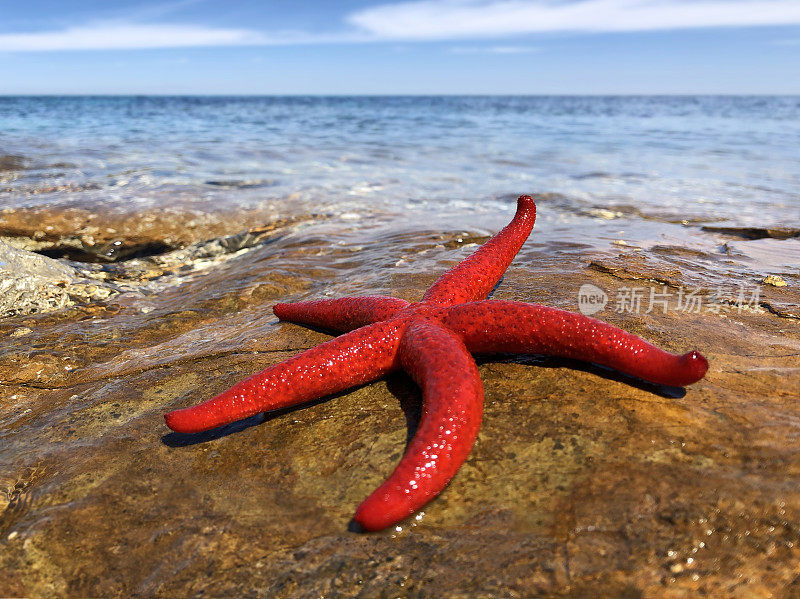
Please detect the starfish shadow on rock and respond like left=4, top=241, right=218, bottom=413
left=487, top=354, right=689, bottom=399
left=164, top=195, right=708, bottom=531
left=161, top=413, right=268, bottom=448
left=160, top=381, right=386, bottom=448
left=384, top=372, right=426, bottom=449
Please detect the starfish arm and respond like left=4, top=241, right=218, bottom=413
left=353, top=320, right=484, bottom=531
left=422, top=195, right=536, bottom=306
left=273, top=296, right=410, bottom=333
left=442, top=301, right=709, bottom=387
left=164, top=320, right=406, bottom=434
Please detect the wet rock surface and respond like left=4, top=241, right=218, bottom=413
left=1, top=206, right=799, bottom=598
left=0, top=203, right=307, bottom=263
left=701, top=226, right=800, bottom=241
left=0, top=240, right=114, bottom=317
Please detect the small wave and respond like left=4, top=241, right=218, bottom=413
left=2, top=182, right=102, bottom=196
left=572, top=171, right=614, bottom=180
left=204, top=179, right=276, bottom=189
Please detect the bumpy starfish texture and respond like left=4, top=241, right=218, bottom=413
left=165, top=196, right=709, bottom=531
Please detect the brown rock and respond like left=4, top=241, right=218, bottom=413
left=1, top=215, right=799, bottom=597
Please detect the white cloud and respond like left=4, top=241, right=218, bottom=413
left=0, top=21, right=378, bottom=52
left=0, top=23, right=266, bottom=51
left=3, top=1, right=800, bottom=52
left=348, top=0, right=800, bottom=39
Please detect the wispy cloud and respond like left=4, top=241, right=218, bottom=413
left=449, top=45, right=539, bottom=54
left=4, top=1, right=800, bottom=52
left=0, top=20, right=381, bottom=52
left=0, top=23, right=266, bottom=51
left=348, top=0, right=800, bottom=39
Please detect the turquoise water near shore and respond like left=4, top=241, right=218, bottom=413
left=2, top=95, right=799, bottom=226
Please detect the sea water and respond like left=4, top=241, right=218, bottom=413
left=1, top=95, right=798, bottom=226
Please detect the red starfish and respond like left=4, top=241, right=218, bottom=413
left=165, top=196, right=708, bottom=531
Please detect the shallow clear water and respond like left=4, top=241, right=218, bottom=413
left=1, top=95, right=799, bottom=224
left=2, top=95, right=799, bottom=293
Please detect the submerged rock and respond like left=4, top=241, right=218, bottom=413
left=702, top=225, right=800, bottom=240
left=0, top=204, right=308, bottom=264
left=0, top=154, right=27, bottom=171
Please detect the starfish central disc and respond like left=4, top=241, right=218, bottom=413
left=164, top=195, right=708, bottom=531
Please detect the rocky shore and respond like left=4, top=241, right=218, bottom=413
left=1, top=200, right=799, bottom=597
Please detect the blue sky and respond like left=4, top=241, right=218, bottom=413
left=2, top=0, right=800, bottom=94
